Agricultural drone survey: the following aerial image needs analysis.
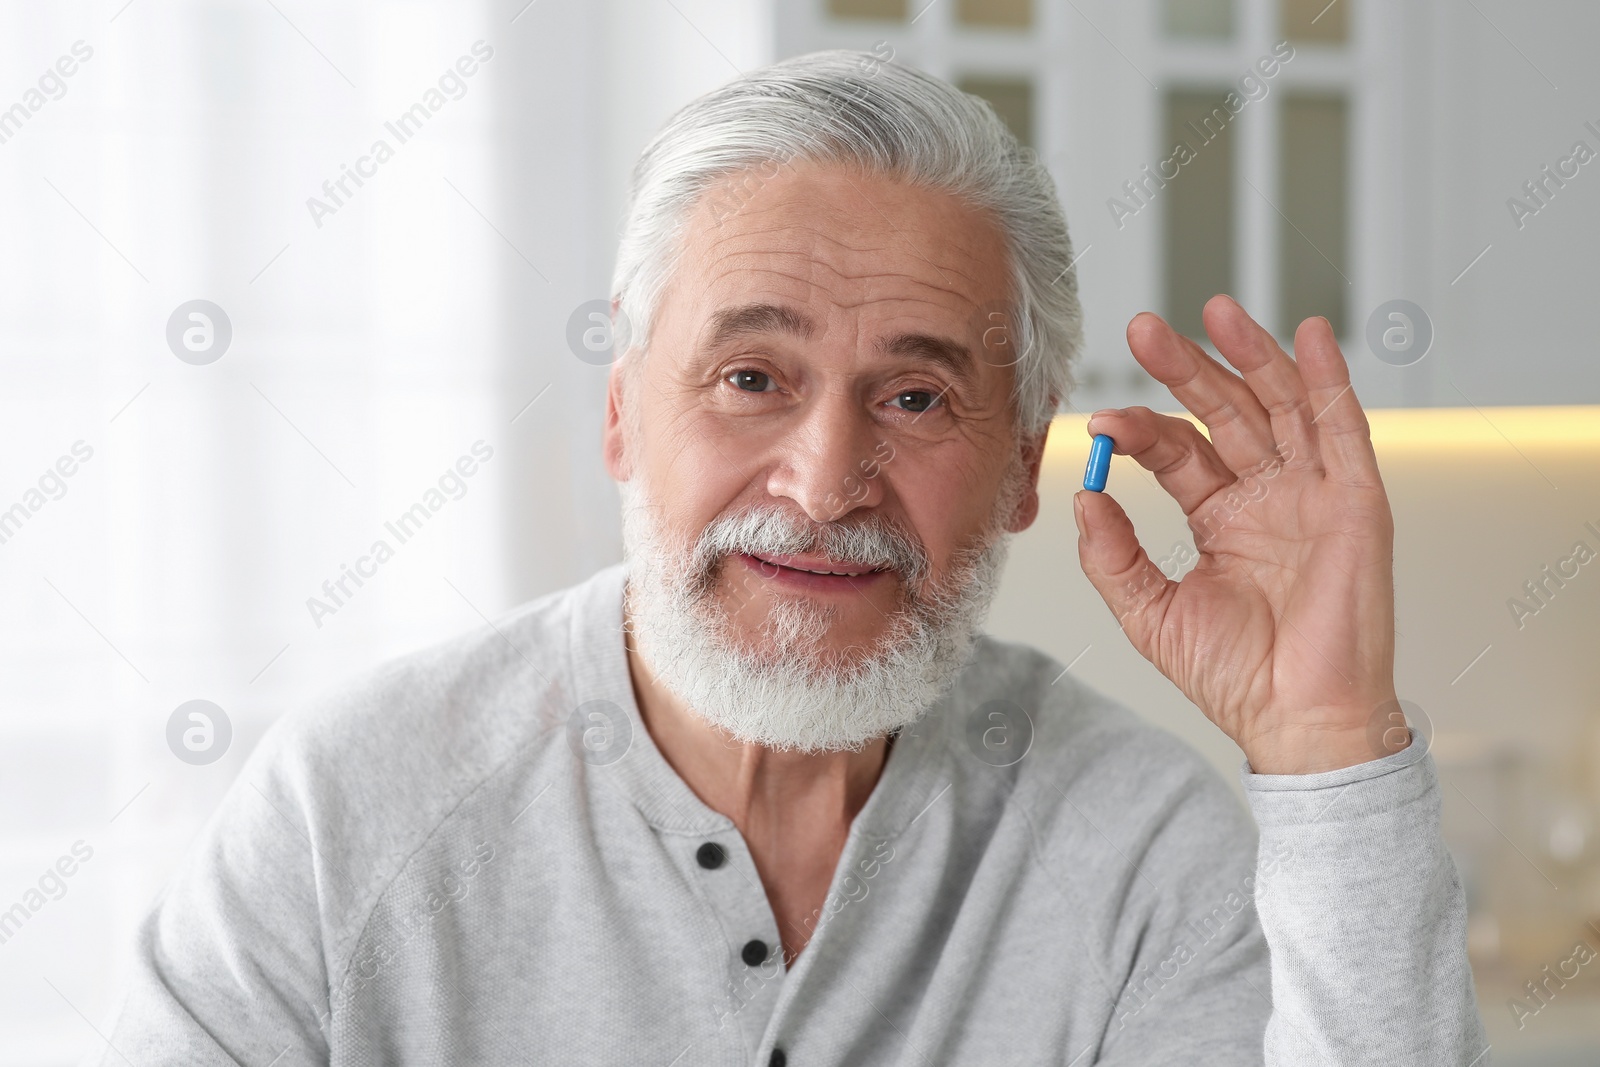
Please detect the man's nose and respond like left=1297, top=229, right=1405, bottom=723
left=763, top=396, right=886, bottom=522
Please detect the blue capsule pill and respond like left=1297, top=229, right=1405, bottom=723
left=1083, top=434, right=1113, bottom=492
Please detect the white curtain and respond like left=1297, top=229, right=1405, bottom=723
left=0, top=1, right=768, bottom=1061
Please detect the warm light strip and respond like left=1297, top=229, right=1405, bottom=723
left=1045, top=406, right=1600, bottom=466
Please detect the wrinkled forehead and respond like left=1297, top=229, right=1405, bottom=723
left=667, top=160, right=1017, bottom=341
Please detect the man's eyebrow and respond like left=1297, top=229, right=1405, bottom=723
left=701, top=303, right=975, bottom=383
left=702, top=303, right=817, bottom=350
left=875, top=332, right=975, bottom=384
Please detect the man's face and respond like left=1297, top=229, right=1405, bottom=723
left=605, top=159, right=1045, bottom=672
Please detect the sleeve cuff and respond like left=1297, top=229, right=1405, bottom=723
left=1240, top=728, right=1436, bottom=827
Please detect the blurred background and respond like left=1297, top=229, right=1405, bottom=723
left=0, top=0, right=1596, bottom=1063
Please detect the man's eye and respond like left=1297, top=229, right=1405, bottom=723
left=728, top=370, right=773, bottom=392
left=889, top=390, right=938, bottom=413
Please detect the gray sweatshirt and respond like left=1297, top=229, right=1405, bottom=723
left=97, top=562, right=1488, bottom=1065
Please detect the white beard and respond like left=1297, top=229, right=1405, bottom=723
left=618, top=471, right=1020, bottom=753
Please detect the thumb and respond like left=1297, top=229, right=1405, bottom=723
left=1073, top=489, right=1171, bottom=645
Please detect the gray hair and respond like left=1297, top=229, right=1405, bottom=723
left=609, top=48, right=1083, bottom=436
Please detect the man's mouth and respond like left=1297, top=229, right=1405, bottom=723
left=738, top=551, right=891, bottom=591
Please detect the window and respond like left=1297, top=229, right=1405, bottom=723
left=957, top=0, right=1032, bottom=29
left=1163, top=0, right=1233, bottom=40
left=1282, top=0, right=1348, bottom=44
left=1279, top=93, right=1349, bottom=336
left=1163, top=89, right=1237, bottom=340
left=827, top=0, right=908, bottom=20
left=957, top=75, right=1036, bottom=147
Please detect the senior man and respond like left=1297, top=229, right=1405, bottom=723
left=101, top=51, right=1486, bottom=1065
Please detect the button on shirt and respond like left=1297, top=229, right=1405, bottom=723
left=97, top=563, right=1486, bottom=1065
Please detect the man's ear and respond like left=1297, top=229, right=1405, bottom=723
left=1004, top=420, right=1051, bottom=533
left=602, top=354, right=634, bottom=482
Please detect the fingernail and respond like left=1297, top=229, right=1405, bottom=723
left=1073, top=492, right=1088, bottom=539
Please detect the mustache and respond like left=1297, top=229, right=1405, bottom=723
left=688, top=505, right=931, bottom=594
